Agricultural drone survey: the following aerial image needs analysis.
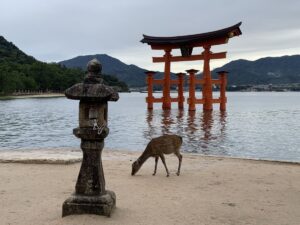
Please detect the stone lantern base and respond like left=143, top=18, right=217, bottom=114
left=62, top=190, right=116, bottom=217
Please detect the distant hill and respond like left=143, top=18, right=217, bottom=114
left=60, top=54, right=167, bottom=87
left=212, top=55, right=300, bottom=85
left=61, top=54, right=300, bottom=87
left=0, top=36, right=128, bottom=95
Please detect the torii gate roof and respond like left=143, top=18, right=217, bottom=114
left=141, top=22, right=242, bottom=48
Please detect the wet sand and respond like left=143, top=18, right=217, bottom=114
left=0, top=149, right=299, bottom=225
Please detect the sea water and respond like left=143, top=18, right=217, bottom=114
left=0, top=92, right=299, bottom=162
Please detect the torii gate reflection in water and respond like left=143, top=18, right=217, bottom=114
left=141, top=22, right=242, bottom=111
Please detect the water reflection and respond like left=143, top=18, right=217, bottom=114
left=201, top=111, right=214, bottom=141
left=145, top=109, right=227, bottom=154
left=161, top=110, right=174, bottom=134
left=219, top=111, right=227, bottom=137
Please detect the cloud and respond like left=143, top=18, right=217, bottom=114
left=1, top=0, right=300, bottom=71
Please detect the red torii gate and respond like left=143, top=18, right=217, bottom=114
left=141, top=22, right=242, bottom=111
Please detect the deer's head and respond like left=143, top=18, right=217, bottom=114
left=131, top=160, right=141, bottom=176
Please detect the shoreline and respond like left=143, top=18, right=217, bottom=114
left=1, top=91, right=300, bottom=100
left=0, top=149, right=299, bottom=225
left=0, top=147, right=299, bottom=165
left=0, top=93, right=64, bottom=100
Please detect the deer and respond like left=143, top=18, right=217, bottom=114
left=131, top=135, right=183, bottom=177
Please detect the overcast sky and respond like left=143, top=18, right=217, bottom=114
left=1, top=0, right=300, bottom=72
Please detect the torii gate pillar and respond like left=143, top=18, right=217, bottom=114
left=202, top=46, right=213, bottom=111
left=162, top=49, right=172, bottom=110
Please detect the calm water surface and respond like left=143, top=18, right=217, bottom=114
left=0, top=92, right=300, bottom=162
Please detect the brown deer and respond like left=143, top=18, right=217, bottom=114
left=131, top=135, right=183, bottom=177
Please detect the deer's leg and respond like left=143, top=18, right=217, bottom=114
left=159, top=154, right=170, bottom=177
left=153, top=156, right=159, bottom=176
left=175, top=152, right=182, bottom=176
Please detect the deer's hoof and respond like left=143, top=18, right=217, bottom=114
left=176, top=173, right=180, bottom=176
left=152, top=173, right=156, bottom=176
left=166, top=174, right=170, bottom=177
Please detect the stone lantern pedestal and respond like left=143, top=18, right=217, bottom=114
left=62, top=59, right=119, bottom=217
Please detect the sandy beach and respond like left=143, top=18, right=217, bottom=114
left=0, top=149, right=299, bottom=225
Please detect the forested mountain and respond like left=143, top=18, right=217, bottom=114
left=211, top=55, right=300, bottom=85
left=2, top=34, right=299, bottom=94
left=60, top=54, right=168, bottom=87
left=0, top=36, right=128, bottom=95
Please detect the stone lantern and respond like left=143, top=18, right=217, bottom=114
left=62, top=59, right=119, bottom=217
